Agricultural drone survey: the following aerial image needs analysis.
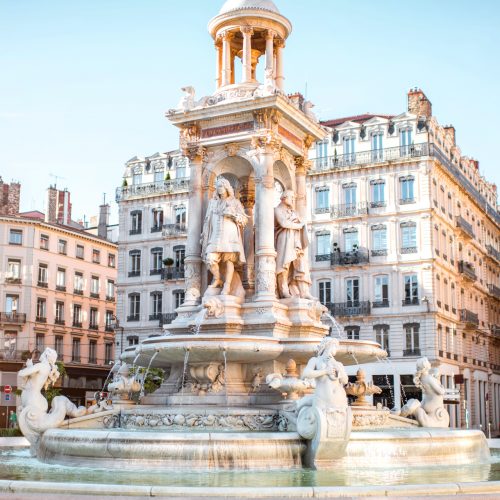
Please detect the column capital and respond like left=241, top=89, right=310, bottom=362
left=184, top=145, right=207, bottom=163
left=221, top=30, right=235, bottom=41
left=265, top=29, right=276, bottom=41
left=275, top=38, right=285, bottom=49
left=240, top=26, right=254, bottom=36
left=294, top=156, right=312, bottom=174
left=250, top=133, right=282, bottom=157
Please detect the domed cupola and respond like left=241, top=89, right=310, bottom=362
left=208, top=0, right=292, bottom=92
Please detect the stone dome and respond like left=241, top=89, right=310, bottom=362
left=219, top=0, right=280, bottom=15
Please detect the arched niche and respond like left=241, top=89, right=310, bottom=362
left=273, top=159, right=294, bottom=192
left=205, top=155, right=254, bottom=201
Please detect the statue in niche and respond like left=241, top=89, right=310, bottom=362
left=274, top=190, right=314, bottom=299
left=201, top=177, right=248, bottom=297
left=17, top=348, right=87, bottom=452
left=398, top=357, right=450, bottom=428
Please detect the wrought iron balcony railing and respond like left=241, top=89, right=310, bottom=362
left=0, top=349, right=25, bottom=361
left=372, top=300, right=390, bottom=308
left=37, top=281, right=48, bottom=288
left=371, top=249, right=388, bottom=257
left=4, top=276, right=21, bottom=284
left=403, top=348, right=422, bottom=357
left=56, top=285, right=66, bottom=292
left=327, top=301, right=371, bottom=317
left=402, top=298, right=419, bottom=306
left=90, top=292, right=100, bottom=299
left=460, top=309, right=479, bottom=327
left=488, top=284, right=500, bottom=299
left=128, top=271, right=141, bottom=278
left=55, top=318, right=65, bottom=326
left=159, top=313, right=178, bottom=327
left=149, top=313, right=162, bottom=321
left=127, top=315, right=140, bottom=322
left=487, top=245, right=500, bottom=263
left=72, top=321, right=82, bottom=328
left=0, top=312, right=26, bottom=324
left=330, top=202, right=369, bottom=219
left=331, top=248, right=370, bottom=266
left=36, top=316, right=47, bottom=323
left=401, top=246, right=418, bottom=254
left=458, top=261, right=477, bottom=281
left=163, top=223, right=187, bottom=237
left=455, top=216, right=475, bottom=239
left=161, top=268, right=185, bottom=280
left=116, top=177, right=190, bottom=202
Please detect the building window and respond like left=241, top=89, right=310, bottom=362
left=40, top=234, right=49, bottom=250
left=154, top=168, right=164, bottom=183
left=150, top=291, right=163, bottom=320
left=89, top=340, right=97, bottom=364
left=58, top=239, right=67, bottom=255
left=400, top=176, right=415, bottom=203
left=54, top=336, right=64, bottom=357
left=128, top=293, right=140, bottom=321
left=76, top=244, right=84, bottom=260
left=73, top=304, right=82, bottom=327
left=343, top=136, right=355, bottom=163
left=175, top=205, right=187, bottom=225
left=343, top=183, right=357, bottom=207
left=108, top=253, right=116, bottom=268
left=36, top=298, right=47, bottom=321
left=4, top=331, right=17, bottom=356
left=371, top=132, right=383, bottom=161
left=9, top=229, right=22, bottom=245
left=401, top=222, right=417, bottom=252
left=128, top=336, right=139, bottom=346
left=404, top=274, right=419, bottom=305
left=105, top=343, right=113, bottom=364
left=374, top=275, right=389, bottom=307
left=318, top=281, right=332, bottom=306
left=176, top=157, right=187, bottom=178
left=72, top=338, right=81, bottom=362
left=74, top=272, right=84, bottom=293
left=152, top=208, right=164, bottom=231
left=174, top=290, right=185, bottom=309
left=92, top=249, right=100, bottom=264
left=344, top=228, right=359, bottom=252
left=373, top=375, right=394, bottom=409
left=36, top=333, right=45, bottom=352
left=316, top=232, right=330, bottom=258
left=105, top=310, right=114, bottom=331
left=315, top=187, right=330, bottom=212
left=400, top=128, right=413, bottom=154
left=55, top=301, right=65, bottom=324
left=37, top=264, right=48, bottom=286
left=345, top=325, right=360, bottom=340
left=56, top=268, right=66, bottom=290
left=374, top=324, right=390, bottom=354
left=91, top=276, right=100, bottom=297
left=316, top=140, right=328, bottom=167
left=151, top=248, right=163, bottom=274
left=371, top=180, right=385, bottom=207
left=371, top=225, right=387, bottom=255
left=106, top=280, right=115, bottom=300
left=174, top=246, right=185, bottom=271
left=130, top=211, right=143, bottom=235
left=133, top=169, right=142, bottom=185
left=5, top=294, right=19, bottom=313
left=129, top=250, right=141, bottom=277
left=345, top=278, right=360, bottom=306
left=7, top=259, right=21, bottom=281
left=89, top=308, right=98, bottom=329
left=404, top=323, right=420, bottom=355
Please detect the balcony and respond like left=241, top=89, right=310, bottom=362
left=71, top=356, right=81, bottom=363
left=315, top=254, right=331, bottom=262
left=56, top=285, right=66, bottom=292
left=314, top=207, right=330, bottom=215
left=149, top=313, right=161, bottom=321
left=4, top=276, right=21, bottom=284
left=370, top=201, right=386, bottom=209
left=310, top=143, right=430, bottom=172
left=330, top=202, right=369, bottom=219
left=402, top=298, right=419, bottom=306
left=161, top=268, right=185, bottom=280
left=36, top=316, right=47, bottom=323
left=331, top=248, right=369, bottom=267
left=90, top=292, right=100, bottom=299
left=72, top=321, right=82, bottom=328
left=372, top=300, right=390, bottom=308
left=458, top=261, right=477, bottom=282
left=73, top=289, right=84, bottom=296
left=128, top=271, right=141, bottom=278
left=403, top=348, right=422, bottom=357
left=116, top=177, right=190, bottom=202
left=150, top=269, right=163, bottom=276
left=328, top=301, right=371, bottom=317
left=371, top=249, right=388, bottom=257
left=488, top=284, right=500, bottom=300
left=163, top=223, right=187, bottom=238
left=159, top=313, right=178, bottom=327
left=129, top=228, right=142, bottom=236
left=54, top=318, right=65, bottom=326
left=37, top=281, right=48, bottom=288
left=455, top=216, right=475, bottom=239
left=399, top=197, right=416, bottom=205
left=151, top=225, right=163, bottom=233
left=401, top=246, right=418, bottom=254
left=0, top=312, right=26, bottom=324
left=127, top=315, right=140, bottom=322
left=460, top=309, right=479, bottom=328
left=106, top=296, right=115, bottom=302
left=0, top=349, right=25, bottom=361
left=487, top=245, right=500, bottom=263
left=89, top=324, right=98, bottom=331
left=105, top=325, right=114, bottom=333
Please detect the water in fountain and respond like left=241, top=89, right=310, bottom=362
left=376, top=356, right=396, bottom=410
left=222, top=347, right=228, bottom=409
left=322, top=312, right=346, bottom=340
left=180, top=348, right=190, bottom=396
left=139, top=350, right=160, bottom=399
left=100, top=362, right=115, bottom=394
left=190, top=308, right=206, bottom=335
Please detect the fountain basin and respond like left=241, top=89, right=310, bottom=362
left=123, top=335, right=387, bottom=367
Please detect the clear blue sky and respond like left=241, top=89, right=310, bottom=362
left=1, top=0, right=499, bottom=222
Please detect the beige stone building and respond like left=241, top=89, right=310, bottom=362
left=0, top=213, right=117, bottom=418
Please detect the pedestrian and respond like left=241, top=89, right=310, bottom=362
left=8, top=410, right=17, bottom=429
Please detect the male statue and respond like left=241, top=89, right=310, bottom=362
left=274, top=190, right=314, bottom=299
left=201, top=177, right=248, bottom=296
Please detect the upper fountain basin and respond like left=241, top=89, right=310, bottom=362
left=122, top=334, right=387, bottom=367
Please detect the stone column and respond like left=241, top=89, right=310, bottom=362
left=215, top=38, right=223, bottom=89
left=250, top=140, right=280, bottom=302
left=275, top=39, right=285, bottom=91
left=265, top=30, right=275, bottom=87
left=241, top=27, right=253, bottom=83
left=294, top=157, right=310, bottom=219
left=183, top=146, right=206, bottom=306
left=221, top=31, right=234, bottom=87
left=240, top=182, right=255, bottom=295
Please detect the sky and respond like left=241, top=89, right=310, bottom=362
left=1, top=0, right=499, bottom=223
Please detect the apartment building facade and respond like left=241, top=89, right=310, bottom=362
left=115, top=89, right=500, bottom=432
left=0, top=215, right=117, bottom=415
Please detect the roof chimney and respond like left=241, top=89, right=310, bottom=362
left=98, top=204, right=110, bottom=239
left=408, top=88, right=432, bottom=118
left=444, top=125, right=456, bottom=145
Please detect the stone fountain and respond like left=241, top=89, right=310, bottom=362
left=13, top=0, right=491, bottom=483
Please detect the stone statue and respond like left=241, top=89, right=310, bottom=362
left=274, top=190, right=314, bottom=300
left=108, top=362, right=141, bottom=398
left=17, top=348, right=87, bottom=453
left=346, top=369, right=382, bottom=407
left=177, top=86, right=208, bottom=112
left=266, top=359, right=312, bottom=400
left=201, top=177, right=248, bottom=296
left=398, top=357, right=450, bottom=428
left=295, top=337, right=352, bottom=469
